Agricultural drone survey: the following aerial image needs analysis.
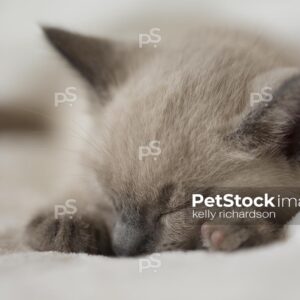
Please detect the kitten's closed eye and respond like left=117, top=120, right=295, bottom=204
left=163, top=187, right=213, bottom=214
left=159, top=203, right=190, bottom=217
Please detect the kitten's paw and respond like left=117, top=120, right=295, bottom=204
left=201, top=223, right=250, bottom=251
left=26, top=212, right=112, bottom=255
left=200, top=221, right=282, bottom=251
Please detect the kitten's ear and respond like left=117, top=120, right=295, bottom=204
left=43, top=27, right=136, bottom=98
left=230, top=68, right=300, bottom=159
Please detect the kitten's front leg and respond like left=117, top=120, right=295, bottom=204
left=26, top=210, right=113, bottom=255
left=200, top=218, right=284, bottom=251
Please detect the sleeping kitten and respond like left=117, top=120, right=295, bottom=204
left=26, top=26, right=300, bottom=255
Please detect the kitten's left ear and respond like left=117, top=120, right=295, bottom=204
left=230, top=68, right=300, bottom=159
left=43, top=27, right=139, bottom=99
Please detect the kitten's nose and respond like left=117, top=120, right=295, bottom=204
left=112, top=220, right=148, bottom=256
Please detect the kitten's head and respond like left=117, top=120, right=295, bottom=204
left=44, top=27, right=300, bottom=255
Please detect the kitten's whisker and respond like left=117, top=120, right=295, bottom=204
left=70, top=119, right=102, bottom=151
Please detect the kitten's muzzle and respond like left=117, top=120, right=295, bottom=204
left=112, top=219, right=151, bottom=257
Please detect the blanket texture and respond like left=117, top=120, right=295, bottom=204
left=1, top=217, right=300, bottom=300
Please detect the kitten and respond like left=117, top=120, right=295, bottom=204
left=26, top=26, right=300, bottom=255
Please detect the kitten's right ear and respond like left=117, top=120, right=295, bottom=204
left=229, top=68, right=300, bottom=159
left=43, top=27, right=137, bottom=99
